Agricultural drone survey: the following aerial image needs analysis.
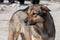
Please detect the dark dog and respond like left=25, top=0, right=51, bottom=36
left=31, top=0, right=40, bottom=4
left=0, top=0, right=24, bottom=4
left=0, top=0, right=40, bottom=4
left=9, top=0, right=24, bottom=4
left=0, top=0, right=4, bottom=3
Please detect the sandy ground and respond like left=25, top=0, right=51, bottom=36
left=0, top=1, right=60, bottom=40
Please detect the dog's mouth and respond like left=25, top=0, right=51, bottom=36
left=28, top=21, right=37, bottom=25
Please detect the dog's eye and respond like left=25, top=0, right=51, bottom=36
left=32, top=13, right=37, bottom=17
left=32, top=13, right=36, bottom=15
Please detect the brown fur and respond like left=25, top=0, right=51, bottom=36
left=26, top=4, right=55, bottom=40
left=8, top=11, right=31, bottom=40
left=8, top=8, right=43, bottom=40
left=8, top=4, right=55, bottom=40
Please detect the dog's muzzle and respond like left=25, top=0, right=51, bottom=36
left=24, top=17, right=37, bottom=25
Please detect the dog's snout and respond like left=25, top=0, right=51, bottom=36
left=24, top=17, right=28, bottom=24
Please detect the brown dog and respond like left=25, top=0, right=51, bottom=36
left=25, top=4, right=55, bottom=40
left=8, top=4, right=55, bottom=40
left=8, top=6, right=44, bottom=40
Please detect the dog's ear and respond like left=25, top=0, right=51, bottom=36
left=27, top=6, right=33, bottom=15
left=40, top=6, right=51, bottom=14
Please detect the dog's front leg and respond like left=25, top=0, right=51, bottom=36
left=14, top=23, right=21, bottom=40
left=8, top=27, right=15, bottom=40
left=30, top=25, right=43, bottom=40
left=8, top=14, right=21, bottom=40
left=8, top=22, right=21, bottom=40
left=22, top=25, right=32, bottom=40
left=35, top=23, right=48, bottom=40
left=8, top=21, right=16, bottom=40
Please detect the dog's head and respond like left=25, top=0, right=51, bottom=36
left=24, top=5, right=50, bottom=25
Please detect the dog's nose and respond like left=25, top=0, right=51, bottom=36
left=24, top=17, right=28, bottom=24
